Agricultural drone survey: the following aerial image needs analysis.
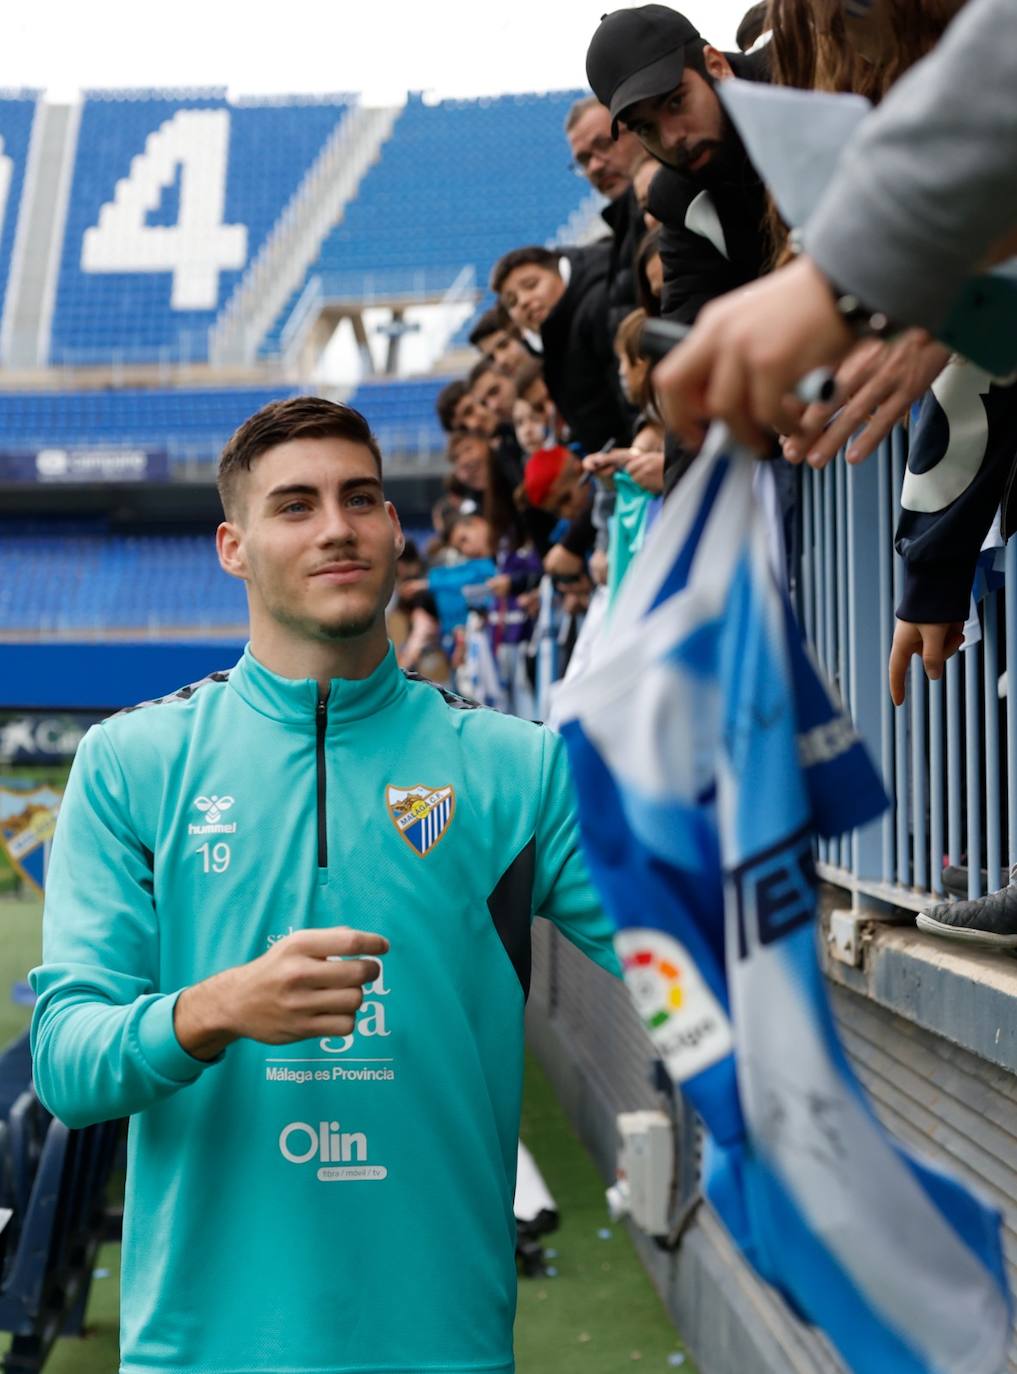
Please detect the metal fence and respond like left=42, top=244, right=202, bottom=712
left=799, top=427, right=1013, bottom=910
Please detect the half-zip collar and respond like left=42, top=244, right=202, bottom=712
left=228, top=641, right=407, bottom=729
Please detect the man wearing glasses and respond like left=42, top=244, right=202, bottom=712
left=564, top=96, right=645, bottom=327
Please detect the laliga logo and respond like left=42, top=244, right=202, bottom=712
left=194, top=794, right=234, bottom=825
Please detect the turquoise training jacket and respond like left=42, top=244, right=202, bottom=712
left=30, top=644, right=621, bottom=1374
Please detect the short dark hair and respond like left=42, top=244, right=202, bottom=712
left=217, top=395, right=381, bottom=521
left=467, top=306, right=512, bottom=348
left=467, top=356, right=496, bottom=389
left=490, top=246, right=559, bottom=296
left=683, top=37, right=713, bottom=81
left=398, top=538, right=420, bottom=564
left=514, top=357, right=545, bottom=398
left=436, top=378, right=469, bottom=433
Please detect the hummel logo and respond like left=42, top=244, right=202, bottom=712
left=189, top=794, right=237, bottom=836
left=194, top=795, right=234, bottom=824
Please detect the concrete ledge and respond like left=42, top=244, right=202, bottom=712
left=526, top=1005, right=845, bottom=1374
left=820, top=913, right=1017, bottom=1074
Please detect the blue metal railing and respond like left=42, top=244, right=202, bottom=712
left=800, top=427, right=1011, bottom=910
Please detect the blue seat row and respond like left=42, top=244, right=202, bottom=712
left=0, top=380, right=450, bottom=462
left=0, top=531, right=247, bottom=631
left=49, top=96, right=350, bottom=365
left=260, top=89, right=588, bottom=357
left=0, top=95, right=40, bottom=326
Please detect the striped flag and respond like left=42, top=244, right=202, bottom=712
left=554, top=427, right=1011, bottom=1374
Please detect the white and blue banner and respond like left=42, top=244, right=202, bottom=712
left=555, top=427, right=1011, bottom=1374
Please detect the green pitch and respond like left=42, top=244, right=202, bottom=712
left=0, top=898, right=695, bottom=1373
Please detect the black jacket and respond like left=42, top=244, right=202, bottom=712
left=601, top=187, right=642, bottom=332
left=540, top=243, right=634, bottom=455
left=647, top=48, right=771, bottom=324
left=645, top=47, right=771, bottom=492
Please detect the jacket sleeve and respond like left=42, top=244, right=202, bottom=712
left=658, top=220, right=748, bottom=325
left=532, top=728, right=622, bottom=978
left=806, top=0, right=1017, bottom=334
left=30, top=726, right=218, bottom=1128
left=895, top=365, right=1017, bottom=623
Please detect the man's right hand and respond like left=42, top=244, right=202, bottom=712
left=888, top=619, right=965, bottom=706
left=782, top=330, right=951, bottom=469
left=174, top=926, right=389, bottom=1061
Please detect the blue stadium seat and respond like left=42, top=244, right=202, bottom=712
left=0, top=527, right=248, bottom=632
left=0, top=93, right=40, bottom=324
left=0, top=385, right=300, bottom=461
left=0, top=380, right=450, bottom=465
left=261, top=90, right=588, bottom=356
left=348, top=376, right=450, bottom=457
left=49, top=95, right=349, bottom=365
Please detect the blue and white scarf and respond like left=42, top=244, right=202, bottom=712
left=554, top=427, right=1010, bottom=1374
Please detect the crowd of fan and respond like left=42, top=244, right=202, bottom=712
left=389, top=0, right=1017, bottom=943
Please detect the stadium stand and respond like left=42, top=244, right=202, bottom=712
left=48, top=93, right=350, bottom=365
left=0, top=385, right=300, bottom=464
left=0, top=527, right=247, bottom=634
left=0, top=94, right=38, bottom=325
left=346, top=376, right=449, bottom=457
left=0, top=378, right=448, bottom=469
left=261, top=90, right=590, bottom=358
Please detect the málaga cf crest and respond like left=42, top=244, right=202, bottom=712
left=0, top=782, right=62, bottom=893
left=385, top=784, right=455, bottom=857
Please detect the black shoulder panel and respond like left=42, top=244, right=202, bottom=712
left=113, top=670, right=231, bottom=718
left=401, top=670, right=482, bottom=712
left=487, top=836, right=536, bottom=1000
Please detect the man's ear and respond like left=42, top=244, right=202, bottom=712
left=216, top=520, right=248, bottom=581
left=704, top=45, right=735, bottom=80
left=386, top=500, right=405, bottom=557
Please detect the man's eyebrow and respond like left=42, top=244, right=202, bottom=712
left=339, top=476, right=383, bottom=495
left=264, top=476, right=382, bottom=502
left=265, top=482, right=319, bottom=502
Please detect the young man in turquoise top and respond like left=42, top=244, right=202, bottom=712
left=30, top=396, right=621, bottom=1374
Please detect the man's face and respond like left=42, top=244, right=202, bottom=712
left=451, top=434, right=491, bottom=491
left=471, top=367, right=516, bottom=426
left=621, top=54, right=731, bottom=173
left=220, top=436, right=402, bottom=645
left=478, top=327, right=529, bottom=378
left=500, top=263, right=565, bottom=332
left=543, top=460, right=589, bottom=522
left=451, top=389, right=497, bottom=437
left=567, top=104, right=642, bottom=200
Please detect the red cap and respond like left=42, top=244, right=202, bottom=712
left=524, top=446, right=569, bottom=508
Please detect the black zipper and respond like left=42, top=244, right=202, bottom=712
left=315, top=696, right=328, bottom=868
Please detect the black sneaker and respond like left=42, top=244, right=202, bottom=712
left=941, top=864, right=1009, bottom=898
left=916, top=880, right=1017, bottom=948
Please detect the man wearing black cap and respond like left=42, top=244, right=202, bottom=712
left=586, top=5, right=772, bottom=491
left=587, top=5, right=770, bottom=320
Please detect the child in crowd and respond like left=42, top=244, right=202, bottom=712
left=449, top=510, right=494, bottom=561
left=523, top=446, right=591, bottom=525
left=448, top=431, right=492, bottom=496
left=512, top=393, right=549, bottom=460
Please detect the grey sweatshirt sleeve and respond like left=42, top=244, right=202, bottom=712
left=805, top=0, right=1017, bottom=334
